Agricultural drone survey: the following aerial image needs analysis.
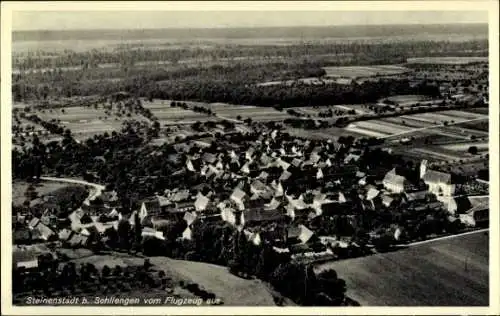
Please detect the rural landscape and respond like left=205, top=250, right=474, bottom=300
left=9, top=11, right=490, bottom=308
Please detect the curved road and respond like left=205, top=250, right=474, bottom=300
left=39, top=176, right=105, bottom=201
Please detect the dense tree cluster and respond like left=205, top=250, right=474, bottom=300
left=13, top=39, right=487, bottom=71
left=12, top=259, right=206, bottom=304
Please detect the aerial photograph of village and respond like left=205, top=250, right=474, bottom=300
left=6, top=6, right=493, bottom=309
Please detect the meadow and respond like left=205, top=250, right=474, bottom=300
left=12, top=180, right=80, bottom=206
left=406, top=56, right=489, bottom=65
left=69, top=253, right=278, bottom=306
left=322, top=65, right=410, bottom=78
left=35, top=106, right=150, bottom=140
left=314, top=231, right=489, bottom=306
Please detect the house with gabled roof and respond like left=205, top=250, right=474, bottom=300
left=344, top=153, right=361, bottom=164
left=286, top=224, right=315, bottom=245
left=219, top=202, right=240, bottom=226
left=275, top=158, right=290, bottom=171
left=250, top=180, right=273, bottom=200
left=230, top=187, right=248, bottom=211
left=285, top=197, right=310, bottom=220
left=241, top=208, right=286, bottom=227
left=316, top=168, right=324, bottom=180
left=257, top=170, right=269, bottom=182
left=309, top=151, right=322, bottom=165
left=194, top=194, right=210, bottom=212
left=202, top=152, right=217, bottom=164
left=264, top=198, right=282, bottom=211
left=186, top=158, right=196, bottom=172
left=383, top=168, right=410, bottom=193
left=420, top=160, right=455, bottom=196
left=404, top=190, right=430, bottom=203
left=35, top=223, right=56, bottom=241
left=142, top=227, right=166, bottom=240
left=245, top=147, right=256, bottom=161
left=28, top=217, right=40, bottom=229
left=243, top=229, right=262, bottom=246
left=68, top=233, right=90, bottom=248
left=459, top=202, right=488, bottom=227
left=381, top=194, right=396, bottom=208
left=279, top=170, right=292, bottom=182
left=58, top=228, right=73, bottom=242
left=240, top=162, right=251, bottom=174
left=183, top=211, right=198, bottom=226
left=291, top=158, right=303, bottom=169
left=366, top=187, right=380, bottom=201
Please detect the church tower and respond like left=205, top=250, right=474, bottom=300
left=420, top=159, right=428, bottom=179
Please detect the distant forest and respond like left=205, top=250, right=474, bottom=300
left=13, top=23, right=488, bottom=41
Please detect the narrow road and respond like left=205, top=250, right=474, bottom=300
left=380, top=117, right=488, bottom=139
left=215, top=114, right=243, bottom=123
left=39, top=176, right=105, bottom=201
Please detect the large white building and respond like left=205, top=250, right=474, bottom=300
left=382, top=168, right=409, bottom=193
left=420, top=160, right=455, bottom=197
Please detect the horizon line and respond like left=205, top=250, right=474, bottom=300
left=13, top=22, right=488, bottom=33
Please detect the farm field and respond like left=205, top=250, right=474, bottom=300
left=439, top=142, right=488, bottom=152
left=34, top=106, right=150, bottom=140
left=340, top=109, right=489, bottom=164
left=143, top=101, right=215, bottom=125
left=322, top=65, right=410, bottom=78
left=285, top=127, right=364, bottom=140
left=445, top=160, right=489, bottom=176
left=333, top=104, right=370, bottom=114
left=346, top=110, right=489, bottom=140
left=439, top=125, right=488, bottom=138
left=463, top=107, right=489, bottom=115
left=453, top=121, right=489, bottom=133
left=408, top=147, right=476, bottom=162
left=256, top=77, right=352, bottom=87
left=289, top=104, right=368, bottom=118
left=12, top=117, right=49, bottom=135
left=314, top=231, right=489, bottom=306
left=159, top=100, right=295, bottom=122
left=385, top=94, right=430, bottom=104
left=406, top=56, right=489, bottom=64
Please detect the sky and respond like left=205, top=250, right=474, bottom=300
left=12, top=10, right=488, bottom=31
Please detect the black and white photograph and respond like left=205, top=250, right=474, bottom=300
left=1, top=1, right=499, bottom=314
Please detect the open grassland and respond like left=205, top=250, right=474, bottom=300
left=322, top=65, right=410, bottom=78
left=440, top=142, right=488, bottom=152
left=72, top=253, right=277, bottom=306
left=453, top=121, right=489, bottom=133
left=12, top=180, right=77, bottom=206
left=150, top=257, right=278, bottom=306
left=143, top=100, right=214, bottom=125
left=34, top=106, right=149, bottom=139
left=385, top=94, right=430, bottom=104
left=407, top=56, right=489, bottom=65
left=314, top=231, right=489, bottom=306
left=285, top=127, right=364, bottom=140
left=256, top=77, right=352, bottom=87
left=291, top=104, right=369, bottom=117
left=153, top=100, right=294, bottom=122
left=211, top=103, right=293, bottom=122
left=12, top=117, right=49, bottom=135
left=463, top=107, right=489, bottom=115
left=446, top=160, right=489, bottom=176
left=408, top=147, right=465, bottom=161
